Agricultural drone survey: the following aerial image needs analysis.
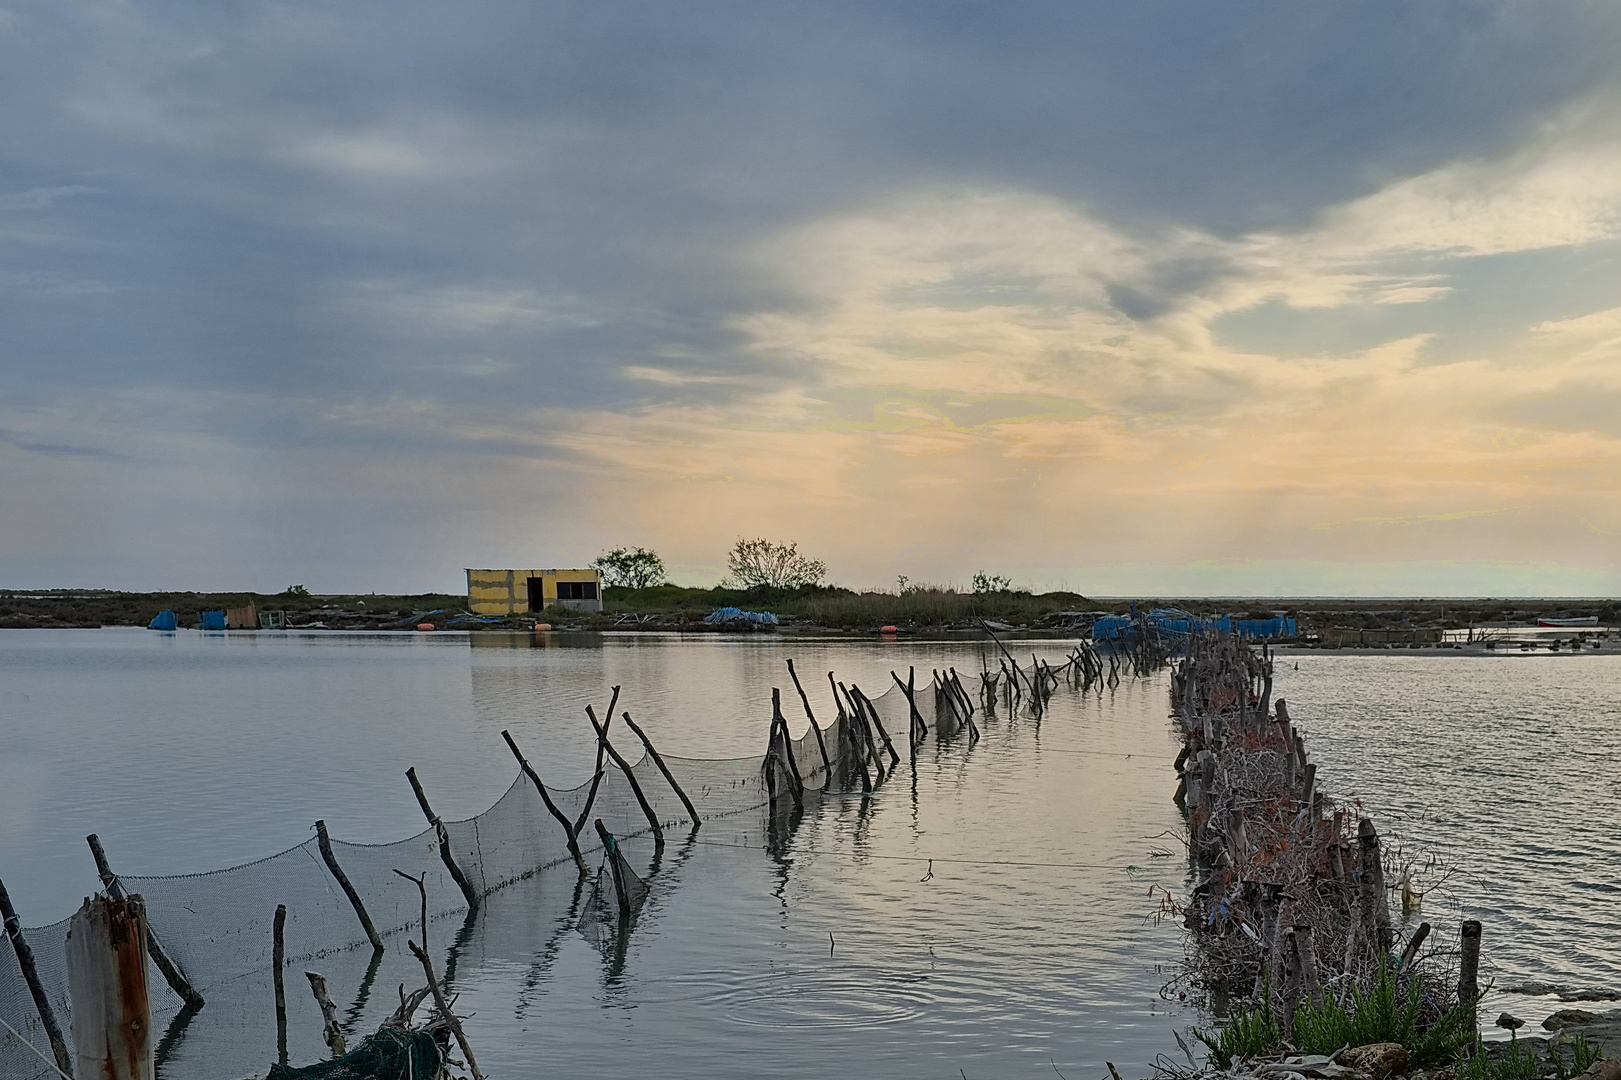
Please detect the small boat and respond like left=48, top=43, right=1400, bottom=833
left=1536, top=616, right=1599, bottom=627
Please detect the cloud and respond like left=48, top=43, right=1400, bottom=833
left=5, top=2, right=1621, bottom=591
left=0, top=185, right=104, bottom=211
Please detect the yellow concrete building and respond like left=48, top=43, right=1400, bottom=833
left=466, top=568, right=603, bottom=615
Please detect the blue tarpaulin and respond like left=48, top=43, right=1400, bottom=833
left=1092, top=609, right=1295, bottom=642
left=198, top=609, right=227, bottom=630
left=704, top=607, right=779, bottom=625
left=147, top=609, right=177, bottom=631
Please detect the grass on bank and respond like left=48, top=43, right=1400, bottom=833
left=1193, top=967, right=1604, bottom=1078
left=602, top=584, right=1101, bottom=629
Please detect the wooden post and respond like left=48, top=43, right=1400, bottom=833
left=1293, top=923, right=1322, bottom=1002
left=770, top=690, right=807, bottom=794
left=1358, top=817, right=1393, bottom=953
left=576, top=685, right=621, bottom=820
left=586, top=705, right=664, bottom=842
left=618, top=713, right=701, bottom=826
left=1398, top=921, right=1432, bottom=971
left=1279, top=927, right=1301, bottom=1033
left=1458, top=920, right=1482, bottom=1015
left=891, top=669, right=925, bottom=752
left=85, top=835, right=204, bottom=1009
left=272, top=904, right=288, bottom=1066
left=0, top=876, right=74, bottom=1078
left=314, top=821, right=384, bottom=954
left=980, top=620, right=1035, bottom=697
left=404, top=769, right=482, bottom=913
left=303, top=971, right=345, bottom=1058
left=66, top=895, right=152, bottom=1080
left=592, top=821, right=633, bottom=922
left=786, top=660, right=833, bottom=777
left=765, top=697, right=804, bottom=813
left=851, top=686, right=900, bottom=765
left=502, top=729, right=588, bottom=871
left=840, top=687, right=873, bottom=794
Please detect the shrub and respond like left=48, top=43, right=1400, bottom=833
left=1193, top=999, right=1279, bottom=1069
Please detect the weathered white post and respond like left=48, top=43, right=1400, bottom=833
left=66, top=895, right=153, bottom=1080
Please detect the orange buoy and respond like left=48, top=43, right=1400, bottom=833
left=880, top=625, right=899, bottom=634
left=416, top=623, right=435, bottom=631
left=533, top=622, right=553, bottom=632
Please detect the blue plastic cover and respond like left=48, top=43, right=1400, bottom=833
left=704, top=607, right=779, bottom=625
left=198, top=609, right=227, bottom=630
left=1092, top=610, right=1295, bottom=641
left=147, top=609, right=177, bottom=631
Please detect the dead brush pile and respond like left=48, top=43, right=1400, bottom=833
left=1169, top=633, right=1479, bottom=1068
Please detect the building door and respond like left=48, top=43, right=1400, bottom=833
left=526, top=577, right=546, bottom=612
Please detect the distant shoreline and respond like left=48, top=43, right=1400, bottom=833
left=2, top=588, right=1617, bottom=639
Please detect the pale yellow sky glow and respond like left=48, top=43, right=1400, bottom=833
left=5, top=5, right=1621, bottom=594
left=528, top=106, right=1621, bottom=594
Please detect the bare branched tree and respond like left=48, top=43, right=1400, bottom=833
left=725, top=538, right=827, bottom=589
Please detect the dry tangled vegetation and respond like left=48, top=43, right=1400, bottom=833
left=1160, top=633, right=1614, bottom=1080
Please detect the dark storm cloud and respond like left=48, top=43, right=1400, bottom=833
left=2, top=0, right=1619, bottom=427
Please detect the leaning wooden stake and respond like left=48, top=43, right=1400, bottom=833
left=570, top=686, right=623, bottom=837
left=1398, top=921, right=1432, bottom=971
left=85, top=834, right=204, bottom=1008
left=586, top=705, right=663, bottom=842
left=770, top=689, right=807, bottom=801
left=314, top=820, right=383, bottom=954
left=272, top=904, right=288, bottom=1066
left=0, top=875, right=74, bottom=1078
left=66, top=895, right=152, bottom=1080
left=407, top=940, right=483, bottom=1080
left=890, top=669, right=925, bottom=752
left=851, top=686, right=900, bottom=766
left=502, top=729, right=587, bottom=872
left=592, top=821, right=634, bottom=922
left=619, top=712, right=701, bottom=826
left=303, top=971, right=345, bottom=1058
left=785, top=659, right=832, bottom=777
left=405, top=769, right=481, bottom=913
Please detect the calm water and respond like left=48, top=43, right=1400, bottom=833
left=1273, top=653, right=1621, bottom=1030
left=0, top=630, right=1189, bottom=1079
left=3, top=633, right=1616, bottom=1077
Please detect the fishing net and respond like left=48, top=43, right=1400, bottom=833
left=0, top=654, right=1092, bottom=1080
left=265, top=1027, right=440, bottom=1080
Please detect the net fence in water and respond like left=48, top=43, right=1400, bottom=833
left=0, top=650, right=1099, bottom=1080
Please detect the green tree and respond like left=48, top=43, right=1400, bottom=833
left=592, top=547, right=667, bottom=589
left=725, top=538, right=827, bottom=589
left=971, top=572, right=1012, bottom=594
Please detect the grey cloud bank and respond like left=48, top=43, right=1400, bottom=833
left=4, top=1, right=1621, bottom=591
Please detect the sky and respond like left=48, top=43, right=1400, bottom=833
left=4, top=1, right=1621, bottom=596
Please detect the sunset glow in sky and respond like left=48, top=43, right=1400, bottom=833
left=4, top=3, right=1621, bottom=595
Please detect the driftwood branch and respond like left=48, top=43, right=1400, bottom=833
left=408, top=940, right=483, bottom=1080
left=304, top=971, right=346, bottom=1057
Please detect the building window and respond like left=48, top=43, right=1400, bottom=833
left=557, top=580, right=598, bottom=601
